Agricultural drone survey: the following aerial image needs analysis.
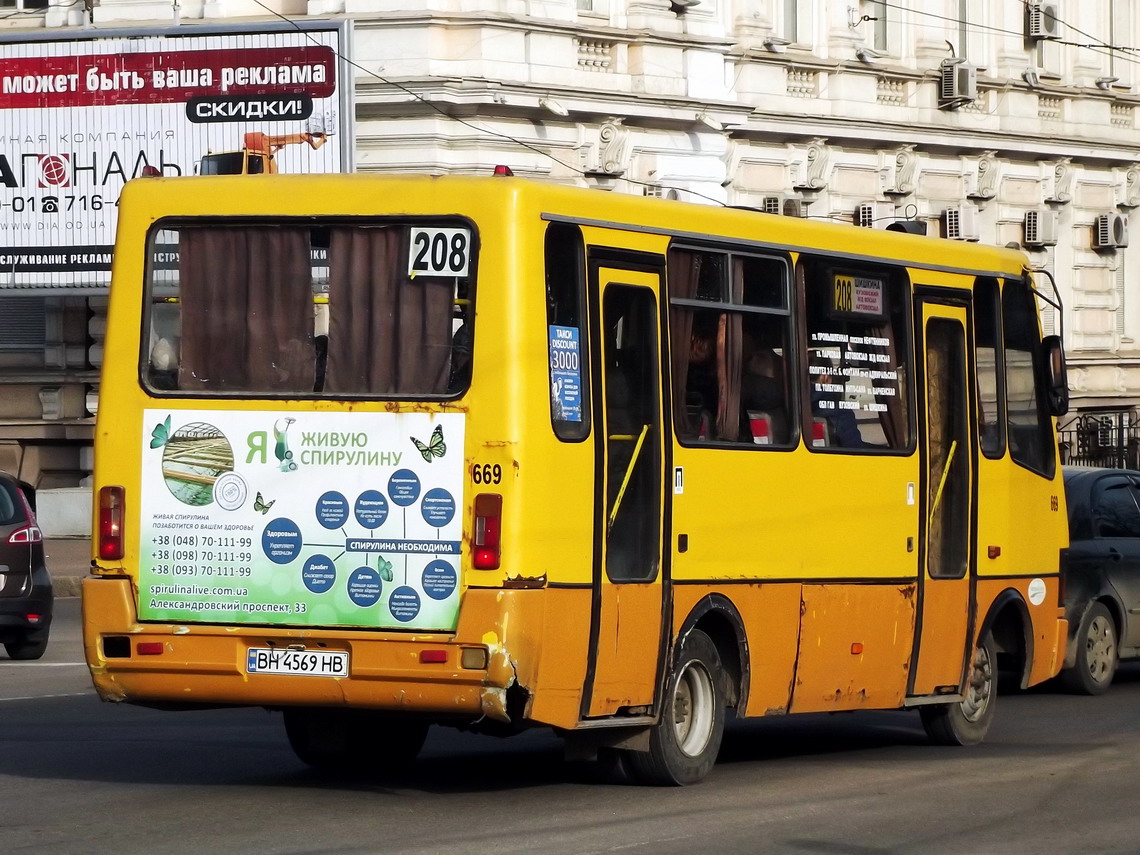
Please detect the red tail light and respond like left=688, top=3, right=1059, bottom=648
left=98, top=485, right=125, bottom=561
left=473, top=493, right=502, bottom=570
left=7, top=524, right=42, bottom=544
left=10, top=487, right=42, bottom=543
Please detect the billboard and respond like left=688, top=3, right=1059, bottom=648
left=0, top=23, right=350, bottom=289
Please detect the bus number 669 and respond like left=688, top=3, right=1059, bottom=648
left=472, top=463, right=502, bottom=484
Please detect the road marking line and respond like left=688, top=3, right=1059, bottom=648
left=0, top=691, right=92, bottom=702
left=1, top=661, right=88, bottom=667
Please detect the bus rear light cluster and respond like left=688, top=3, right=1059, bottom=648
left=98, top=485, right=125, bottom=561
left=472, top=493, right=502, bottom=570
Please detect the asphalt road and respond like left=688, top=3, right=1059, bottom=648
left=3, top=601, right=1140, bottom=854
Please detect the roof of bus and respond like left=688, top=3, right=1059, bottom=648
left=121, top=173, right=1032, bottom=278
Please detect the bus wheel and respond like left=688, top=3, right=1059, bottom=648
left=283, top=708, right=428, bottom=773
left=920, top=632, right=996, bottom=747
left=1062, top=602, right=1118, bottom=695
left=627, top=629, right=724, bottom=786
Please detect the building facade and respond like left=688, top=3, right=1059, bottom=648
left=2, top=0, right=1138, bottom=488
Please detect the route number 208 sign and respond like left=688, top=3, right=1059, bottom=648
left=408, top=227, right=471, bottom=277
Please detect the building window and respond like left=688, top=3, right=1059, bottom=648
left=0, top=0, right=49, bottom=10
left=1110, top=0, right=1132, bottom=85
left=782, top=0, right=799, bottom=44
left=869, top=0, right=888, bottom=52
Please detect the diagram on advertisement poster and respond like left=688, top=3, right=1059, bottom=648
left=139, top=409, right=465, bottom=631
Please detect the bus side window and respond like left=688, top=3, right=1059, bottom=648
left=668, top=248, right=793, bottom=447
left=802, top=259, right=911, bottom=452
left=975, top=278, right=1006, bottom=458
left=545, top=223, right=589, bottom=440
left=1002, top=278, right=1055, bottom=477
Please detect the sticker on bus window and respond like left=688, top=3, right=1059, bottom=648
left=831, top=273, right=886, bottom=320
left=408, top=227, right=471, bottom=277
left=549, top=325, right=583, bottom=422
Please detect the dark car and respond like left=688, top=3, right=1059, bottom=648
left=1060, top=466, right=1140, bottom=693
left=0, top=472, right=52, bottom=660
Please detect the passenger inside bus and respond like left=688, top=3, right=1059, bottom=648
left=740, top=322, right=789, bottom=444
left=681, top=313, right=790, bottom=445
left=810, top=357, right=865, bottom=449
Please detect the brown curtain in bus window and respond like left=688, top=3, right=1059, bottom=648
left=325, top=227, right=453, bottom=395
left=717, top=261, right=745, bottom=441
left=873, top=320, right=906, bottom=448
left=178, top=228, right=314, bottom=393
left=668, top=248, right=700, bottom=435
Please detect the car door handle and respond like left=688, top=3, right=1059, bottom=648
left=1108, top=547, right=1123, bottom=562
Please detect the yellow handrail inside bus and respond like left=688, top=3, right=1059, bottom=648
left=929, top=439, right=958, bottom=522
left=608, top=424, right=650, bottom=532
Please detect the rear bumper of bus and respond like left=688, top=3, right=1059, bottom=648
left=81, top=577, right=533, bottom=722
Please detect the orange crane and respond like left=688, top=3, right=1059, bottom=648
left=199, top=130, right=329, bottom=176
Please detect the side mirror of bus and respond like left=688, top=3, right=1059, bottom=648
left=1041, top=334, right=1069, bottom=417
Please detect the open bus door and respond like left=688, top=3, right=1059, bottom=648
left=911, top=297, right=977, bottom=696
left=582, top=265, right=667, bottom=719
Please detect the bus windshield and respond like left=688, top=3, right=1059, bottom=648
left=144, top=221, right=475, bottom=398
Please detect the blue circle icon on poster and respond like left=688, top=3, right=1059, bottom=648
left=389, top=585, right=421, bottom=622
left=353, top=490, right=389, bottom=529
left=387, top=469, right=421, bottom=507
left=422, top=560, right=457, bottom=600
left=347, top=566, right=382, bottom=607
left=302, top=554, right=337, bottom=594
left=262, top=518, right=302, bottom=565
left=315, top=491, right=349, bottom=529
left=420, top=488, right=456, bottom=527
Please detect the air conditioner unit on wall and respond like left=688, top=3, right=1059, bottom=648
left=854, top=201, right=896, bottom=229
left=1024, top=208, right=1058, bottom=247
left=1094, top=212, right=1129, bottom=250
left=943, top=203, right=980, bottom=241
left=1028, top=3, right=1061, bottom=41
left=939, top=61, right=977, bottom=109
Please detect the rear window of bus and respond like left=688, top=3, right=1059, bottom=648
left=142, top=220, right=476, bottom=398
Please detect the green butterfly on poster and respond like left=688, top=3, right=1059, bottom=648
left=150, top=415, right=172, bottom=449
left=411, top=424, right=446, bottom=462
left=377, top=557, right=393, bottom=582
left=253, top=492, right=275, bottom=514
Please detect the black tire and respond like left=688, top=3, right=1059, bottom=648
left=283, top=708, right=428, bottom=773
left=626, top=629, right=725, bottom=786
left=1062, top=602, right=1118, bottom=695
left=4, top=634, right=48, bottom=661
left=920, top=632, right=996, bottom=747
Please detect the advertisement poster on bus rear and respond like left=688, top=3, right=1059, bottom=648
left=0, top=24, right=349, bottom=288
left=138, top=409, right=465, bottom=632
